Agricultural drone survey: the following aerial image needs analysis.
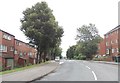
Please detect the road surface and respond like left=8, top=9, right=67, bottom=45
left=36, top=60, right=118, bottom=81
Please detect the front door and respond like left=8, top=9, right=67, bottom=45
left=6, top=59, right=14, bottom=69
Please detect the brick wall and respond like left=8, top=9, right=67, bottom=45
left=98, top=39, right=106, bottom=56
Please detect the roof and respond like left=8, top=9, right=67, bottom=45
left=0, top=29, right=15, bottom=37
left=15, top=38, right=26, bottom=44
left=104, top=25, right=120, bottom=36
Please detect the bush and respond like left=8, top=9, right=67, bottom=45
left=74, top=54, right=86, bottom=60
left=93, top=55, right=108, bottom=61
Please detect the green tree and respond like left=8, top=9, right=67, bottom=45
left=76, top=23, right=102, bottom=59
left=76, top=23, right=99, bottom=42
left=54, top=47, right=62, bottom=59
left=20, top=2, right=63, bottom=63
left=66, top=45, right=76, bottom=59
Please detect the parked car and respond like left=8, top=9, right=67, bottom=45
left=55, top=57, right=60, bottom=62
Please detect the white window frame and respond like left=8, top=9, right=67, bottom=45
left=106, top=49, right=109, bottom=54
left=117, top=48, right=119, bottom=53
left=106, top=42, right=109, bottom=46
left=111, top=41, right=114, bottom=44
left=112, top=49, right=114, bottom=53
left=19, top=52, right=23, bottom=57
left=8, top=36, right=11, bottom=40
left=0, top=45, right=2, bottom=51
left=1, top=45, right=7, bottom=52
left=10, top=46, right=14, bottom=51
left=14, top=50, right=18, bottom=54
left=3, top=33, right=11, bottom=40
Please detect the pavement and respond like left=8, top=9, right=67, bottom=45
left=91, top=60, right=119, bottom=65
left=1, top=61, right=59, bottom=82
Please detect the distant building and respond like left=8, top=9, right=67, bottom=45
left=0, top=29, right=37, bottom=71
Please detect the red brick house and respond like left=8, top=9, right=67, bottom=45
left=14, top=39, right=37, bottom=67
left=28, top=44, right=37, bottom=65
left=104, top=25, right=120, bottom=61
left=0, top=29, right=37, bottom=70
left=98, top=39, right=106, bottom=56
left=0, top=29, right=15, bottom=70
left=98, top=25, right=120, bottom=61
left=14, top=39, right=28, bottom=67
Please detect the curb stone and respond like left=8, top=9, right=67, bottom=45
left=92, top=61, right=119, bottom=65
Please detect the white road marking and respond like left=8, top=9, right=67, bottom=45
left=86, top=66, right=91, bottom=69
left=92, top=71, right=97, bottom=81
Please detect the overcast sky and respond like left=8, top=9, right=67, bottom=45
left=0, top=0, right=119, bottom=56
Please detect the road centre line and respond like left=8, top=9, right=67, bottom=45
left=86, top=66, right=91, bottom=69
left=92, top=71, right=97, bottom=81
left=85, top=65, right=97, bottom=81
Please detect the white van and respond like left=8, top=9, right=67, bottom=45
left=55, top=57, right=60, bottom=62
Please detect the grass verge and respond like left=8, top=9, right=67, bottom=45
left=0, top=61, right=49, bottom=75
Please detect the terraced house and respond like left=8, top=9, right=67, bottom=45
left=0, top=30, right=15, bottom=71
left=0, top=29, right=37, bottom=71
left=98, top=25, right=120, bottom=62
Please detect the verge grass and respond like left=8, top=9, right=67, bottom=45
left=0, top=61, right=49, bottom=75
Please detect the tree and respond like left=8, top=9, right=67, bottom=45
left=20, top=2, right=63, bottom=63
left=75, top=23, right=102, bottom=59
left=66, top=45, right=76, bottom=59
left=76, top=23, right=99, bottom=42
left=54, top=47, right=62, bottom=59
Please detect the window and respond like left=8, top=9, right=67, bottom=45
left=116, top=39, right=118, bottom=43
left=0, top=52, right=2, bottom=56
left=106, top=42, right=109, bottom=46
left=14, top=50, right=18, bottom=54
left=16, top=41, right=19, bottom=46
left=0, top=45, right=2, bottom=51
left=8, top=36, right=11, bottom=40
left=29, top=52, right=32, bottom=57
left=10, top=46, right=14, bottom=51
left=111, top=41, right=114, bottom=44
left=19, top=52, right=23, bottom=57
left=112, top=49, right=114, bottom=53
left=16, top=41, right=22, bottom=46
left=0, top=45, right=7, bottom=52
left=24, top=52, right=26, bottom=55
left=3, top=33, right=11, bottom=40
left=3, top=45, right=7, bottom=52
left=117, top=48, right=119, bottom=53
left=106, top=49, right=109, bottom=54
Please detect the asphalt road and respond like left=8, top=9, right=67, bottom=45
left=36, top=60, right=118, bottom=81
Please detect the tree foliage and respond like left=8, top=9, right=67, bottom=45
left=20, top=2, right=64, bottom=63
left=66, top=45, right=76, bottom=59
left=67, top=23, right=102, bottom=60
left=76, top=23, right=99, bottom=42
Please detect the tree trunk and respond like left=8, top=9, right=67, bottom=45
left=43, top=51, right=47, bottom=62
left=39, top=51, right=42, bottom=63
left=36, top=51, right=39, bottom=64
